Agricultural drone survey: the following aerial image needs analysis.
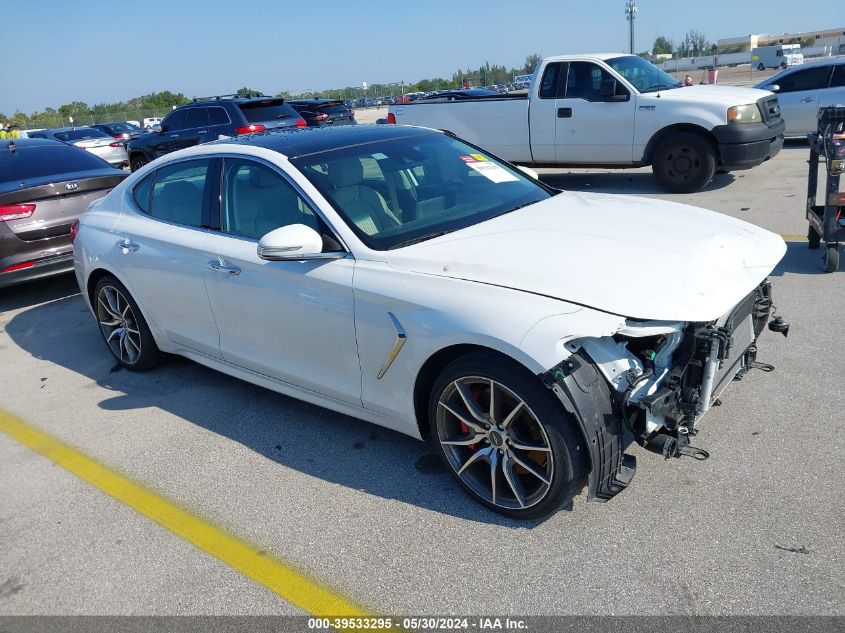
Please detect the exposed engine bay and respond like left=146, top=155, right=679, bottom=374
left=543, top=279, right=788, bottom=501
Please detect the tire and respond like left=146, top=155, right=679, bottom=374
left=93, top=275, right=161, bottom=371
left=823, top=244, right=840, bottom=273
left=780, top=62, right=788, bottom=69
left=130, top=154, right=148, bottom=172
left=651, top=132, right=717, bottom=193
left=427, top=351, right=587, bottom=519
left=808, top=224, right=821, bottom=249
left=757, top=63, right=766, bottom=71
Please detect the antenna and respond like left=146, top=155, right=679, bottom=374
left=625, top=0, right=638, bottom=54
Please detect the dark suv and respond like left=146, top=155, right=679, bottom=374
left=287, top=99, right=356, bottom=127
left=126, top=94, right=306, bottom=171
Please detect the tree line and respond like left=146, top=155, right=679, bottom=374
left=1, top=54, right=543, bottom=128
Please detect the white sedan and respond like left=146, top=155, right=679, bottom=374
left=73, top=125, right=787, bottom=518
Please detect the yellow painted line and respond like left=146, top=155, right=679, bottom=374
left=781, top=234, right=808, bottom=242
left=0, top=410, right=372, bottom=620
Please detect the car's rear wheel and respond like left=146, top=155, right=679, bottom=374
left=94, top=275, right=160, bottom=371
left=651, top=132, right=716, bottom=193
left=130, top=154, right=148, bottom=172
left=428, top=352, right=586, bottom=519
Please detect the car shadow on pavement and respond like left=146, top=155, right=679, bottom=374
left=4, top=289, right=556, bottom=528
left=771, top=241, right=841, bottom=276
left=0, top=272, right=80, bottom=312
left=539, top=170, right=737, bottom=195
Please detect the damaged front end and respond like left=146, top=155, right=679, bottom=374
left=542, top=280, right=787, bottom=502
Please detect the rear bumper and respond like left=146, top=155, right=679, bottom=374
left=0, top=251, right=74, bottom=288
left=712, top=120, right=785, bottom=170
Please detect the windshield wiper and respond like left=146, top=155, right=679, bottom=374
left=389, top=231, right=449, bottom=249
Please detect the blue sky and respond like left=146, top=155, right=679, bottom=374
left=0, top=0, right=833, bottom=114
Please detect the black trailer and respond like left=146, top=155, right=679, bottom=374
left=806, top=106, right=845, bottom=273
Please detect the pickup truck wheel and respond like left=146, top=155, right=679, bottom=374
left=652, top=132, right=716, bottom=193
left=428, top=352, right=587, bottom=519
left=130, top=154, right=148, bottom=172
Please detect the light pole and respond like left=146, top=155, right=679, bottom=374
left=625, top=0, right=637, bottom=55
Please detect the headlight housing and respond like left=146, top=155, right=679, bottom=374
left=727, top=104, right=762, bottom=124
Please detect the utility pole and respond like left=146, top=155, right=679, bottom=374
left=625, top=0, right=637, bottom=54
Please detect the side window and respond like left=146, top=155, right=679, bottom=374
left=132, top=173, right=153, bottom=213
left=161, top=110, right=185, bottom=131
left=829, top=64, right=845, bottom=88
left=777, top=66, right=832, bottom=93
left=565, top=62, right=617, bottom=101
left=148, top=159, right=210, bottom=227
left=184, top=107, right=208, bottom=129
left=539, top=62, right=563, bottom=99
left=222, top=159, right=321, bottom=240
left=208, top=107, right=230, bottom=125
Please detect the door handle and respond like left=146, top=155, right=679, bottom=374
left=169, top=134, right=179, bottom=138
left=197, top=130, right=207, bottom=134
left=208, top=260, right=241, bottom=275
left=557, top=107, right=572, bottom=118
left=116, top=239, right=139, bottom=252
left=801, top=97, right=815, bottom=103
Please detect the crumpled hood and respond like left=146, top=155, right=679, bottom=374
left=385, top=191, right=786, bottom=322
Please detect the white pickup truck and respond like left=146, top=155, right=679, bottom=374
left=388, top=54, right=785, bottom=192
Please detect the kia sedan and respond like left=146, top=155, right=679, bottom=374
left=1, top=138, right=126, bottom=288
left=73, top=125, right=786, bottom=518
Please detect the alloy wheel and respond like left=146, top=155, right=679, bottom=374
left=436, top=376, right=554, bottom=510
left=96, top=285, right=142, bottom=365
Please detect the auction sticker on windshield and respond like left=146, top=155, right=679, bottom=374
left=460, top=155, right=518, bottom=183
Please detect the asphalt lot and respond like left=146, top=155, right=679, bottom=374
left=1, top=140, right=843, bottom=618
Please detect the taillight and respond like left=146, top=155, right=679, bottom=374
left=113, top=135, right=125, bottom=140
left=295, top=118, right=307, bottom=128
left=109, top=142, right=123, bottom=147
left=70, top=219, right=80, bottom=243
left=314, top=113, right=329, bottom=122
left=387, top=112, right=397, bottom=124
left=1, top=261, right=35, bottom=274
left=235, top=124, right=266, bottom=135
left=0, top=203, right=36, bottom=221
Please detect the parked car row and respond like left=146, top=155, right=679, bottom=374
left=126, top=94, right=356, bottom=171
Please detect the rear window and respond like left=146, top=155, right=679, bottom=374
left=54, top=128, right=111, bottom=142
left=106, top=122, right=141, bottom=133
left=0, top=144, right=111, bottom=182
left=239, top=99, right=298, bottom=123
left=315, top=103, right=350, bottom=116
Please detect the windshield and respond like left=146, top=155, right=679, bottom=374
left=291, top=132, right=552, bottom=250
left=606, top=55, right=682, bottom=93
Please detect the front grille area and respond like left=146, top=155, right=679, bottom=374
left=758, top=95, right=782, bottom=125
left=713, top=313, right=755, bottom=397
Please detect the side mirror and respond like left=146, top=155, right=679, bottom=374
left=258, top=224, right=324, bottom=260
left=517, top=165, right=540, bottom=180
left=768, top=84, right=781, bottom=93
left=601, top=78, right=628, bottom=101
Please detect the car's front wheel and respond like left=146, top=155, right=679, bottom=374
left=93, top=275, right=160, bottom=371
left=651, top=132, right=716, bottom=193
left=428, top=352, right=587, bottom=519
left=130, top=154, right=148, bottom=172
